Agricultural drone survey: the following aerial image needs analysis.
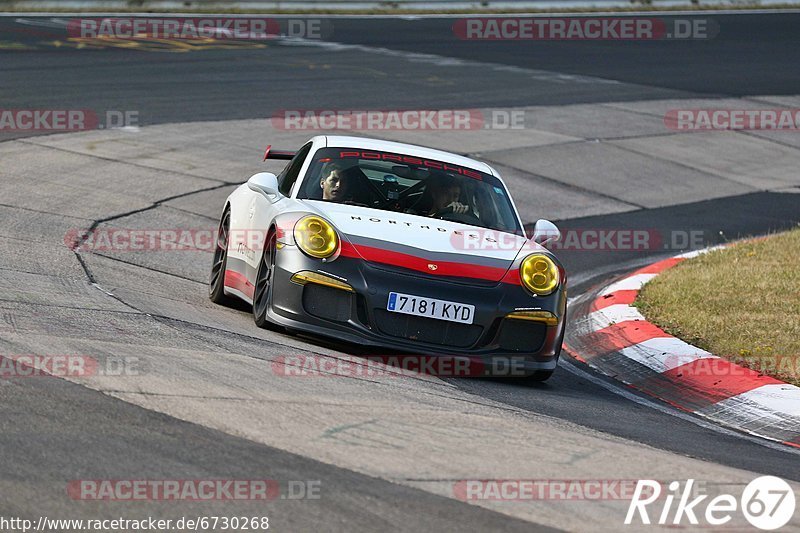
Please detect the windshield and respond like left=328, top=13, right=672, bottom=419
left=297, top=147, right=522, bottom=234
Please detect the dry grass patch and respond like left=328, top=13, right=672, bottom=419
left=635, top=227, right=800, bottom=386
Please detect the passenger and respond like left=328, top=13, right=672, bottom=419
left=319, top=163, right=351, bottom=202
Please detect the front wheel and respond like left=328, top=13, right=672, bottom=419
left=253, top=229, right=278, bottom=329
left=209, top=207, right=234, bottom=305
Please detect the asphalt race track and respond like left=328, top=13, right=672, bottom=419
left=1, top=12, right=800, bottom=532
left=3, top=13, right=800, bottom=131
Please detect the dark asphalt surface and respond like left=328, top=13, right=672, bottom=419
left=1, top=371, right=553, bottom=532
left=316, top=13, right=800, bottom=96
left=2, top=12, right=800, bottom=531
left=2, top=12, right=799, bottom=132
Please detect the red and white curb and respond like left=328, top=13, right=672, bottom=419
left=566, top=246, right=800, bottom=448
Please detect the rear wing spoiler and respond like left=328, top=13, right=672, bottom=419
left=263, top=145, right=295, bottom=161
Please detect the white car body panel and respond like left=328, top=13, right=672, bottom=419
left=225, top=135, right=531, bottom=281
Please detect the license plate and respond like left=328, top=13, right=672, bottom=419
left=387, top=292, right=475, bottom=325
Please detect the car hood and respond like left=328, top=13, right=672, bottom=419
left=302, top=200, right=529, bottom=283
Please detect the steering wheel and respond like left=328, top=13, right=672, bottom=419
left=433, top=206, right=482, bottom=226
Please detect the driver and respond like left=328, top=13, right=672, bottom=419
left=414, top=174, right=469, bottom=216
left=319, top=163, right=351, bottom=202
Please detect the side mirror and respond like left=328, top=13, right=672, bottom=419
left=247, top=172, right=279, bottom=196
left=531, top=219, right=561, bottom=246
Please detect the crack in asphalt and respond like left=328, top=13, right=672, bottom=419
left=67, top=181, right=236, bottom=289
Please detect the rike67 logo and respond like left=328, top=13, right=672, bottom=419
left=626, top=477, right=796, bottom=530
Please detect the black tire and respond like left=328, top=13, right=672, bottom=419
left=209, top=207, right=234, bottom=305
left=253, top=228, right=278, bottom=329
left=527, top=369, right=554, bottom=382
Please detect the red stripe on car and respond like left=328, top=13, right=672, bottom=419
left=224, top=269, right=254, bottom=299
left=339, top=241, right=517, bottom=284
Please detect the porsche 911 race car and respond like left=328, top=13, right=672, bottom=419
left=210, top=136, right=566, bottom=380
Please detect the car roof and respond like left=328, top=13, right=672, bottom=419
left=319, top=135, right=496, bottom=177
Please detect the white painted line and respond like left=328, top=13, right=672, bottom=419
left=725, top=384, right=800, bottom=417
left=109, top=126, right=140, bottom=132
left=619, top=337, right=717, bottom=374
left=587, top=303, right=644, bottom=331
left=675, top=244, right=727, bottom=259
left=695, top=384, right=800, bottom=442
left=598, top=273, right=656, bottom=295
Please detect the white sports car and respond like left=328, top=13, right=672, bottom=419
left=210, top=135, right=566, bottom=380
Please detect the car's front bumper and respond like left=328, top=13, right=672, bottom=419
left=266, top=245, right=567, bottom=376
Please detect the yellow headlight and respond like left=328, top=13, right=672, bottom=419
left=294, top=215, right=339, bottom=259
left=520, top=254, right=560, bottom=295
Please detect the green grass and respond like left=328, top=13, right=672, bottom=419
left=635, top=227, right=800, bottom=386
